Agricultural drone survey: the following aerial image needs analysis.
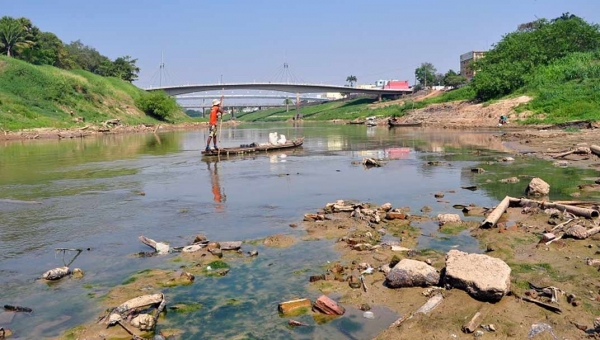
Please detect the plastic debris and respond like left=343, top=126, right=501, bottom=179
left=363, top=311, right=375, bottom=319
left=528, top=323, right=559, bottom=339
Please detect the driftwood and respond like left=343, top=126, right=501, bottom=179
left=219, top=241, right=242, bottom=250
left=481, top=196, right=511, bottom=228
left=312, top=295, right=345, bottom=315
left=42, top=266, right=71, bottom=280
left=415, top=293, right=444, bottom=315
left=108, top=293, right=165, bottom=326
left=389, top=313, right=411, bottom=328
left=521, top=296, right=562, bottom=314
left=463, top=310, right=485, bottom=333
left=552, top=147, right=591, bottom=159
left=510, top=197, right=599, bottom=219
left=116, top=320, right=144, bottom=340
left=591, top=145, right=600, bottom=157
left=138, top=236, right=169, bottom=254
left=553, top=200, right=599, bottom=207
left=55, top=248, right=82, bottom=267
left=4, top=305, right=32, bottom=313
left=360, top=275, right=367, bottom=292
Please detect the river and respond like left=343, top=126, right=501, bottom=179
left=0, top=123, right=596, bottom=339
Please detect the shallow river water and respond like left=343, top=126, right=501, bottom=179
left=0, top=123, right=597, bottom=339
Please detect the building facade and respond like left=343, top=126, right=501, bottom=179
left=460, top=51, right=486, bottom=80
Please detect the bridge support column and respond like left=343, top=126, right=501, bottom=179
left=295, top=92, right=300, bottom=119
left=378, top=94, right=382, bottom=102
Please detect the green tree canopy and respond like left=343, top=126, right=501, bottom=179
left=415, top=63, right=436, bottom=87
left=443, top=69, right=467, bottom=88
left=346, top=75, right=357, bottom=87
left=0, top=16, right=34, bottom=57
left=472, top=14, right=600, bottom=100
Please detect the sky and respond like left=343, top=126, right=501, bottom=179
left=3, top=0, right=600, bottom=88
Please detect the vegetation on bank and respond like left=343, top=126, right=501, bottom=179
left=0, top=56, right=188, bottom=130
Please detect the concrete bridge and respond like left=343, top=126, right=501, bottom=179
left=176, top=94, right=328, bottom=101
left=147, top=82, right=412, bottom=96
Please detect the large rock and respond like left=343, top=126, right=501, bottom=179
left=385, top=259, right=439, bottom=288
left=565, top=225, right=588, bottom=239
left=437, top=214, right=461, bottom=225
left=525, top=177, right=550, bottom=197
left=130, top=313, right=155, bottom=331
left=443, top=250, right=511, bottom=302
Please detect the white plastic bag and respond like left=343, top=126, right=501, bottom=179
left=268, top=132, right=278, bottom=145
left=277, top=134, right=287, bottom=144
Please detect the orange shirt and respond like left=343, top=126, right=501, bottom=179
left=209, top=106, right=219, bottom=125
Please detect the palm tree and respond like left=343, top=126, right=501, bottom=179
left=346, top=75, right=357, bottom=87
left=0, top=16, right=32, bottom=57
left=283, top=98, right=293, bottom=112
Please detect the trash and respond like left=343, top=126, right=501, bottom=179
left=288, top=319, right=309, bottom=327
left=42, top=266, right=71, bottom=281
left=415, top=293, right=443, bottom=315
left=482, top=324, right=496, bottom=332
left=363, top=311, right=375, bottom=319
left=278, top=298, right=311, bottom=315
left=139, top=236, right=169, bottom=254
left=277, top=134, right=287, bottom=145
left=474, top=330, right=484, bottom=338
left=313, top=295, right=345, bottom=315
left=361, top=267, right=374, bottom=275
left=269, top=132, right=279, bottom=145
left=528, top=323, right=559, bottom=339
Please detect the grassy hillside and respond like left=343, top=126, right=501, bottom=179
left=235, top=97, right=409, bottom=122
left=0, top=56, right=190, bottom=131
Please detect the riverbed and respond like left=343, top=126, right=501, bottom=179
left=0, top=123, right=597, bottom=339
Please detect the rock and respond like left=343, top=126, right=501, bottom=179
left=193, top=234, right=208, bottom=244
left=220, top=241, right=242, bottom=250
left=421, top=206, right=432, bottom=213
left=380, top=264, right=391, bottom=274
left=313, top=295, right=345, bottom=315
left=206, top=242, right=221, bottom=251
left=310, top=275, right=325, bottom=282
left=482, top=324, right=496, bottom=332
left=425, top=259, right=432, bottom=265
left=180, top=271, right=194, bottom=282
left=0, top=328, right=13, bottom=337
left=391, top=246, right=411, bottom=252
left=437, top=214, right=461, bottom=225
left=385, top=259, right=440, bottom=288
left=525, top=177, right=550, bottom=197
left=501, top=157, right=515, bottom=162
left=434, top=192, right=445, bottom=198
left=596, top=178, right=600, bottom=185
left=471, top=168, right=485, bottom=173
left=565, top=225, right=588, bottom=240
left=71, top=268, right=84, bottom=279
left=443, top=250, right=511, bottom=302
left=278, top=298, right=311, bottom=315
left=474, top=330, right=484, bottom=338
left=130, top=313, right=155, bottom=331
left=248, top=250, right=258, bottom=257
left=500, top=177, right=520, bottom=184
left=541, top=233, right=556, bottom=243
left=348, top=275, right=361, bottom=289
left=553, top=160, right=568, bottom=167
left=209, top=248, right=223, bottom=258
left=379, top=203, right=393, bottom=212
left=182, top=244, right=203, bottom=253
left=289, top=223, right=298, bottom=228
left=386, top=212, right=407, bottom=220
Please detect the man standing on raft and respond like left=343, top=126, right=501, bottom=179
left=206, top=98, right=223, bottom=152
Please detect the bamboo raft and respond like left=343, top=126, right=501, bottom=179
left=202, top=137, right=305, bottom=157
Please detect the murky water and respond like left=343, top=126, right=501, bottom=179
left=0, top=123, right=597, bottom=339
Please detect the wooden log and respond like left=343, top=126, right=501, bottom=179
left=138, top=235, right=169, bottom=254
left=219, top=241, right=242, bottom=250
left=312, top=295, right=345, bottom=315
left=591, top=145, right=600, bottom=157
left=481, top=196, right=511, bottom=228
left=586, top=226, right=600, bottom=238
left=462, top=310, right=485, bottom=333
left=513, top=198, right=599, bottom=219
left=278, top=298, right=311, bottom=315
left=389, top=313, right=411, bottom=329
left=552, top=150, right=576, bottom=159
left=288, top=319, right=309, bottom=327
left=3, top=305, right=32, bottom=313
left=521, top=296, right=562, bottom=314
left=415, top=293, right=444, bottom=315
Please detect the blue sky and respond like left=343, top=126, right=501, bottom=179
left=4, top=0, right=600, bottom=88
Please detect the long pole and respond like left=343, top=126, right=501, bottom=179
left=218, top=92, right=224, bottom=147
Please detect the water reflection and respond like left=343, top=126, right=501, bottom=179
left=206, top=160, right=226, bottom=212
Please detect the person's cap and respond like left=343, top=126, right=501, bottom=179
left=212, top=99, right=221, bottom=106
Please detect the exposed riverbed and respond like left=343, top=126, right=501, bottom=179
left=0, top=123, right=598, bottom=339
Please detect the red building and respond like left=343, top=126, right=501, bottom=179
left=383, top=80, right=409, bottom=90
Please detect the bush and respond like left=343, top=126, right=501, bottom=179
left=136, top=91, right=179, bottom=121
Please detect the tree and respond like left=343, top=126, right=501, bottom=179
left=0, top=16, right=33, bottom=57
left=443, top=69, right=467, bottom=88
left=64, top=40, right=111, bottom=74
left=109, top=56, right=140, bottom=82
left=415, top=63, right=436, bottom=88
left=21, top=32, right=63, bottom=66
left=136, top=91, right=180, bottom=121
left=346, top=75, right=357, bottom=87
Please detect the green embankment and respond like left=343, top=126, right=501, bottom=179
left=0, top=56, right=190, bottom=131
left=235, top=97, right=410, bottom=122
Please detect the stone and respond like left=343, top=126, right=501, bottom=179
left=434, top=192, right=445, bottom=198
left=421, top=206, right=432, bottom=213
left=209, top=248, right=223, bottom=258
left=386, top=212, right=407, bottom=220
left=380, top=264, right=391, bottom=274
left=278, top=298, right=311, bottom=315
left=443, top=250, right=511, bottom=302
left=471, top=168, right=485, bottom=173
left=182, top=244, right=203, bottom=253
left=130, top=313, right=155, bottom=331
left=71, top=268, right=84, bottom=279
left=553, top=160, right=568, bottom=167
left=500, top=177, right=520, bottom=184
left=206, top=242, right=221, bottom=251
left=193, top=234, right=208, bottom=244
left=525, top=177, right=550, bottom=197
left=313, top=295, right=345, bottom=315
left=501, top=157, right=515, bottom=162
left=379, top=203, right=393, bottom=212
left=385, top=259, right=439, bottom=288
left=596, top=178, right=600, bottom=185
left=348, top=275, right=361, bottom=289
left=391, top=246, right=411, bottom=252
left=565, top=225, right=588, bottom=240
left=437, top=214, right=461, bottom=225
left=541, top=233, right=556, bottom=243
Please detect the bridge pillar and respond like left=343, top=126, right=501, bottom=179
left=378, top=94, right=382, bottom=102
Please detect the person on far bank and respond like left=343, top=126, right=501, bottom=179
left=206, top=99, right=223, bottom=152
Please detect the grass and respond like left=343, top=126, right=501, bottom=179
left=0, top=56, right=191, bottom=130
